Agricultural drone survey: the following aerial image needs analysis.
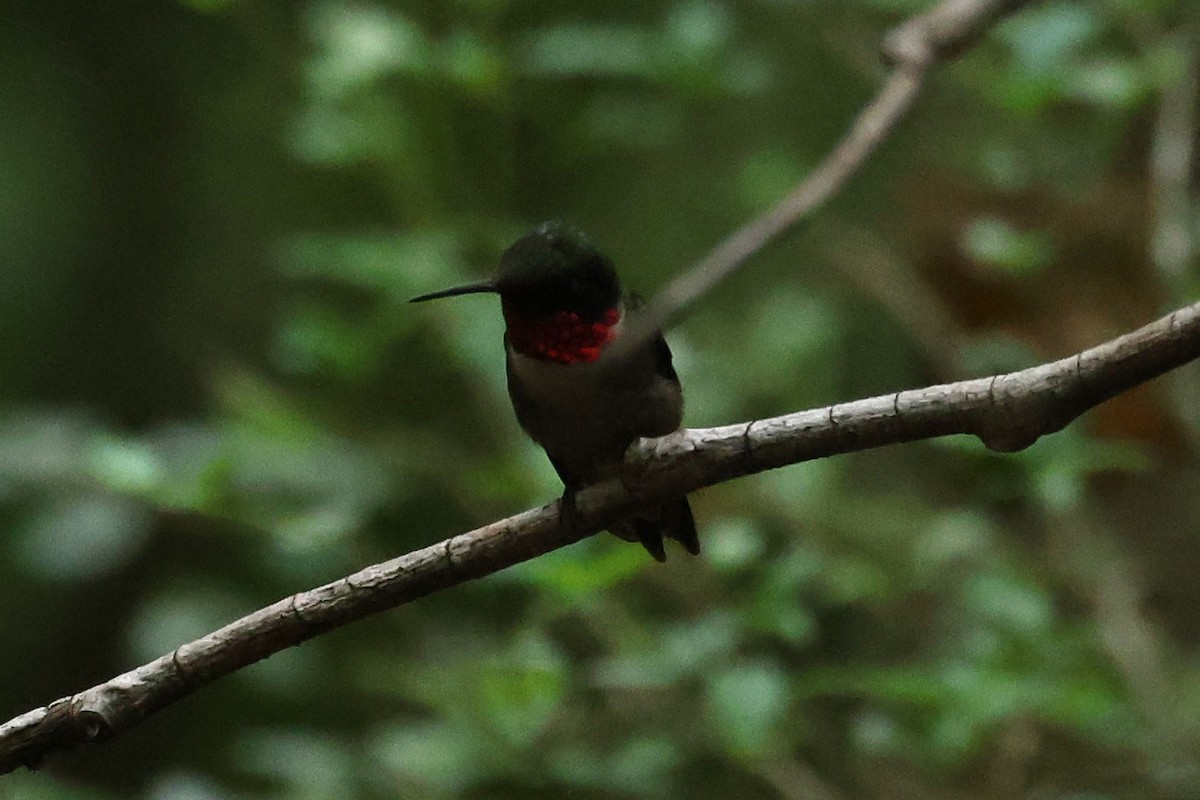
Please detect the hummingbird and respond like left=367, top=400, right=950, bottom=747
left=411, top=221, right=699, bottom=561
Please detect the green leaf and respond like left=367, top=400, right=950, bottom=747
left=592, top=612, right=740, bottom=688
left=1066, top=58, right=1148, bottom=108
left=477, top=635, right=569, bottom=746
left=234, top=728, right=355, bottom=800
left=703, top=516, right=767, bottom=572
left=521, top=24, right=655, bottom=78
left=1000, top=5, right=1102, bottom=73
left=304, top=2, right=432, bottom=96
left=705, top=660, right=790, bottom=756
left=15, top=492, right=153, bottom=581
left=663, top=0, right=733, bottom=59
left=960, top=216, right=1054, bottom=274
left=550, top=736, right=681, bottom=795
left=88, top=436, right=163, bottom=495
left=963, top=573, right=1053, bottom=637
left=368, top=720, right=494, bottom=793
left=508, top=537, right=647, bottom=600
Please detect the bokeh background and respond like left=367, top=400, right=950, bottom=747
left=3, top=0, right=1200, bottom=798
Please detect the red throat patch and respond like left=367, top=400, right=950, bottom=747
left=504, top=306, right=621, bottom=365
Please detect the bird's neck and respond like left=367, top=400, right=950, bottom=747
left=502, top=303, right=622, bottom=365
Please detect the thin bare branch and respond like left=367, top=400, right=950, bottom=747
left=611, top=0, right=1037, bottom=358
left=3, top=297, right=1199, bottom=775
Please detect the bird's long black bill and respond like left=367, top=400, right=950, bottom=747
left=409, top=280, right=497, bottom=303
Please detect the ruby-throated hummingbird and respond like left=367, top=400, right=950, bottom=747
left=411, top=221, right=699, bottom=561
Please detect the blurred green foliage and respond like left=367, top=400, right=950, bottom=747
left=2, top=0, right=1199, bottom=798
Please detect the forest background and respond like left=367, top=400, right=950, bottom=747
left=2, top=0, right=1199, bottom=798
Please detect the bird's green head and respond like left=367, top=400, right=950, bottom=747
left=410, top=221, right=621, bottom=322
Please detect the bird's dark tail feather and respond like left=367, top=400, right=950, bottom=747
left=612, top=497, right=699, bottom=562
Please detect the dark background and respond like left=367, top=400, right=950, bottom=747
left=2, top=1, right=1199, bottom=798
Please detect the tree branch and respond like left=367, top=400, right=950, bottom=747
left=613, top=0, right=1038, bottom=358
left=3, top=295, right=1199, bottom=774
